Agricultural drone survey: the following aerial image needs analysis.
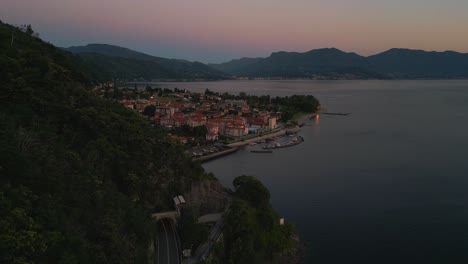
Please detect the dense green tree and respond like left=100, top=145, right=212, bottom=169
left=142, top=105, right=156, bottom=117
left=204, top=88, right=215, bottom=95
left=191, top=93, right=201, bottom=103
left=220, top=176, right=297, bottom=264
left=0, top=21, right=211, bottom=264
left=233, top=175, right=270, bottom=208
left=178, top=208, right=209, bottom=249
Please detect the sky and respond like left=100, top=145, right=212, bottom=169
left=1, top=0, right=468, bottom=63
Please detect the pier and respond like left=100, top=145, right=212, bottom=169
left=263, top=136, right=304, bottom=150
left=320, top=112, right=350, bottom=116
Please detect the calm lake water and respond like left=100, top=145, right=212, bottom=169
left=157, top=80, right=468, bottom=263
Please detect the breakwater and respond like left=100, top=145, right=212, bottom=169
left=193, top=147, right=239, bottom=163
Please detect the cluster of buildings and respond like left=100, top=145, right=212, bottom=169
left=119, top=91, right=281, bottom=143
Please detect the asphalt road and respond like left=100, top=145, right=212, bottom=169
left=157, top=219, right=180, bottom=264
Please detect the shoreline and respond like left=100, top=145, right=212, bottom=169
left=192, top=126, right=302, bottom=163
left=193, top=147, right=239, bottom=163
left=226, top=126, right=301, bottom=148
left=293, top=112, right=315, bottom=123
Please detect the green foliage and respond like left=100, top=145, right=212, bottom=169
left=271, top=95, right=320, bottom=122
left=0, top=21, right=207, bottom=263
left=65, top=44, right=228, bottom=82
left=191, top=93, right=201, bottom=103
left=232, top=176, right=270, bottom=208
left=174, top=125, right=208, bottom=142
left=178, top=208, right=209, bottom=250
left=219, top=90, right=319, bottom=121
left=0, top=187, right=47, bottom=264
left=142, top=105, right=156, bottom=117
left=221, top=176, right=297, bottom=264
left=204, top=88, right=216, bottom=95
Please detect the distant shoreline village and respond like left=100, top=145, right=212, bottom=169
left=94, top=84, right=320, bottom=160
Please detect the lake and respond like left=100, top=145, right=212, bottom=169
left=156, top=80, right=468, bottom=263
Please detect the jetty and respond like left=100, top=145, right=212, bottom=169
left=263, top=136, right=304, bottom=150
left=320, top=112, right=350, bottom=116
left=250, top=150, right=273, bottom=153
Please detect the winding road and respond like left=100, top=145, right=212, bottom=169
left=157, top=219, right=180, bottom=264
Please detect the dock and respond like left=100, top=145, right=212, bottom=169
left=250, top=150, right=273, bottom=153
left=320, top=112, right=350, bottom=116
left=263, top=136, right=304, bottom=150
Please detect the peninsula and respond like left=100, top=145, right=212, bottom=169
left=95, top=84, right=320, bottom=160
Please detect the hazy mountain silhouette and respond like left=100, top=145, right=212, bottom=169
left=66, top=44, right=228, bottom=81
left=66, top=44, right=468, bottom=80
left=212, top=48, right=468, bottom=79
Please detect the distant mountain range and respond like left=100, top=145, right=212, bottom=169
left=65, top=44, right=228, bottom=81
left=65, top=44, right=468, bottom=81
left=211, top=48, right=468, bottom=79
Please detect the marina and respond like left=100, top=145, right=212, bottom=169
left=262, top=135, right=304, bottom=149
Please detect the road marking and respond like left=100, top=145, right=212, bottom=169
left=157, top=233, right=159, bottom=264
left=162, top=220, right=170, bottom=264
left=170, top=222, right=180, bottom=264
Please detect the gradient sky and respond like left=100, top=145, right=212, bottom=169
left=2, top=0, right=468, bottom=63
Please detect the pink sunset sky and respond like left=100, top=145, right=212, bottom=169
left=1, top=0, right=468, bottom=62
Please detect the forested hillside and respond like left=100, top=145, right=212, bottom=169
left=0, top=22, right=207, bottom=263
left=66, top=44, right=229, bottom=81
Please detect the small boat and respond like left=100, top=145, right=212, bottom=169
left=249, top=142, right=257, bottom=146
left=251, top=150, right=273, bottom=153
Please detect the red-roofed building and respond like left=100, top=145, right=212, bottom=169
left=206, top=123, right=219, bottom=141
left=160, top=116, right=173, bottom=127
left=206, top=131, right=219, bottom=141
left=268, top=116, right=278, bottom=129
left=158, top=101, right=171, bottom=107
left=172, top=113, right=186, bottom=127
left=155, top=106, right=175, bottom=116
left=207, top=119, right=225, bottom=134
left=225, top=124, right=248, bottom=137
left=187, top=115, right=206, bottom=127
left=135, top=99, right=150, bottom=112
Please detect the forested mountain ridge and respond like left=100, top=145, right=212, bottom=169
left=212, top=48, right=468, bottom=79
left=367, top=48, right=468, bottom=78
left=66, top=44, right=229, bottom=81
left=0, top=21, right=207, bottom=263
left=65, top=44, right=468, bottom=81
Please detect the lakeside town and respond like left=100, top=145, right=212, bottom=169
left=94, top=84, right=320, bottom=160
